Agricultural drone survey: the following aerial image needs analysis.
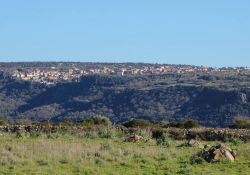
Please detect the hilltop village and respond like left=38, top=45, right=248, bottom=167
left=0, top=62, right=249, bottom=85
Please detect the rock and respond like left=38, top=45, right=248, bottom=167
left=240, top=93, right=247, bottom=103
left=213, top=149, right=223, bottom=160
left=125, top=134, right=144, bottom=142
left=191, top=143, right=237, bottom=163
left=187, top=139, right=200, bottom=147
left=134, top=135, right=144, bottom=141
left=224, top=150, right=234, bottom=161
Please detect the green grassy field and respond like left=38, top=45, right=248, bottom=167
left=0, top=132, right=250, bottom=175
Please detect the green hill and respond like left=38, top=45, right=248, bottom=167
left=0, top=72, right=250, bottom=127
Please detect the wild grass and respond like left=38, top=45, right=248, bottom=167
left=0, top=131, right=249, bottom=175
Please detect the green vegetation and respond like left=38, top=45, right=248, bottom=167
left=229, top=117, right=250, bottom=129
left=0, top=129, right=249, bottom=175
left=0, top=69, right=250, bottom=127
left=156, top=133, right=172, bottom=147
left=0, top=117, right=249, bottom=174
left=122, top=119, right=200, bottom=129
left=122, top=119, right=162, bottom=128
left=0, top=63, right=249, bottom=174
left=166, top=119, right=200, bottom=129
left=92, top=115, right=112, bottom=126
left=0, top=117, right=7, bottom=126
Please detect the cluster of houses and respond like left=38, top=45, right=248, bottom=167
left=12, top=68, right=82, bottom=84
left=11, top=64, right=248, bottom=85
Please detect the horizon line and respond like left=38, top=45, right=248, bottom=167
left=0, top=60, right=249, bottom=69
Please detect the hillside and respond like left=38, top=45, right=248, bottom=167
left=1, top=70, right=250, bottom=127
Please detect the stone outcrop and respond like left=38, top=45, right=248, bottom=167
left=125, top=134, right=144, bottom=142
left=191, top=144, right=237, bottom=164
left=240, top=93, right=247, bottom=103
left=187, top=139, right=200, bottom=147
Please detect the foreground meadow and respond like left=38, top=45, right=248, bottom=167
left=0, top=131, right=249, bottom=175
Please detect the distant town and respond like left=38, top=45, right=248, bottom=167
left=0, top=62, right=249, bottom=85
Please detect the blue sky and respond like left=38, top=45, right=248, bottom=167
left=0, top=0, right=249, bottom=67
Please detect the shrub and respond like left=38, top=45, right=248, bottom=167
left=224, top=137, right=244, bottom=146
left=165, top=121, right=182, bottom=128
left=137, top=128, right=151, bottom=139
left=122, top=119, right=152, bottom=128
left=0, top=117, right=7, bottom=126
left=93, top=115, right=112, bottom=126
left=83, top=131, right=97, bottom=139
left=190, top=155, right=204, bottom=165
left=166, top=119, right=199, bottom=129
left=229, top=117, right=250, bottom=129
left=78, top=118, right=95, bottom=125
left=151, top=129, right=164, bottom=139
left=156, top=133, right=172, bottom=147
left=182, top=119, right=199, bottom=129
left=98, top=128, right=114, bottom=138
left=15, top=131, right=23, bottom=138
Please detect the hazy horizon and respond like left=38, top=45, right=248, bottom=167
left=1, top=60, right=250, bottom=68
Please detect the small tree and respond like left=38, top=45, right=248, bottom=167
left=182, top=119, right=199, bottom=129
left=93, top=115, right=112, bottom=126
left=77, top=118, right=95, bottom=126
left=229, top=116, right=250, bottom=129
left=122, top=119, right=151, bottom=128
left=0, top=117, right=7, bottom=126
left=166, top=119, right=199, bottom=129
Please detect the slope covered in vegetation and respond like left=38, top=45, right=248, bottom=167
left=0, top=72, right=250, bottom=127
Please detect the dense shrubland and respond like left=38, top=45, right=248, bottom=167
left=0, top=71, right=250, bottom=127
left=229, top=117, right=250, bottom=129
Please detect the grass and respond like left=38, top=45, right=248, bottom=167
left=0, top=132, right=249, bottom=175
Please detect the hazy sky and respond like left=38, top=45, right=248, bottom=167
left=0, top=1, right=249, bottom=67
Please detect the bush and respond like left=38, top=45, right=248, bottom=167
left=229, top=117, right=250, bottom=129
left=0, top=117, right=7, bottom=126
left=83, top=131, right=97, bottom=139
left=93, top=116, right=112, bottom=126
left=98, top=128, right=114, bottom=138
left=224, top=137, right=244, bottom=146
left=15, top=131, right=23, bottom=138
left=182, top=119, right=199, bottom=129
left=122, top=119, right=152, bottom=128
left=166, top=119, right=199, bottom=129
left=156, top=133, right=172, bottom=147
left=151, top=129, right=164, bottom=139
left=190, top=155, right=204, bottom=165
left=77, top=118, right=95, bottom=125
